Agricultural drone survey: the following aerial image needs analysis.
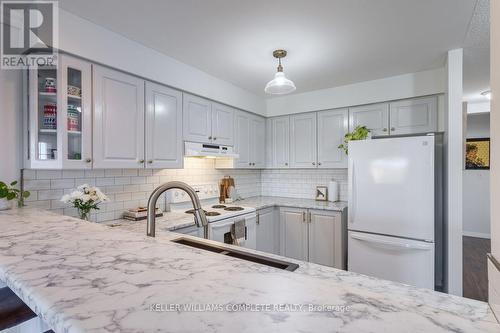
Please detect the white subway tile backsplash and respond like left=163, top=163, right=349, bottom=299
left=23, top=157, right=346, bottom=222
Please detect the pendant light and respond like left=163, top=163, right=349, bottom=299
left=264, top=49, right=296, bottom=95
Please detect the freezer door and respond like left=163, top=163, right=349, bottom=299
left=348, top=231, right=434, bottom=289
left=348, top=135, right=435, bottom=241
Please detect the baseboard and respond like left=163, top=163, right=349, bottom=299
left=463, top=231, right=491, bottom=239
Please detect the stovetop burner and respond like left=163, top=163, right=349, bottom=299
left=224, top=206, right=244, bottom=211
left=212, top=205, right=227, bottom=209
left=185, top=209, right=208, bottom=214
left=205, top=211, right=221, bottom=216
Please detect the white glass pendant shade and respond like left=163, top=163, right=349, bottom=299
left=264, top=71, right=296, bottom=95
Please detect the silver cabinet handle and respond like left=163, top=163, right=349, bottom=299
left=302, top=211, right=306, bottom=222
left=256, top=214, right=260, bottom=225
left=308, top=211, right=312, bottom=223
left=382, top=128, right=388, bottom=132
left=85, top=158, right=92, bottom=163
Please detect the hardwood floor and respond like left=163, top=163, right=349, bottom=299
left=463, top=236, right=490, bottom=302
left=0, top=287, right=36, bottom=330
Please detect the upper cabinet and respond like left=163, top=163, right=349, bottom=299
left=183, top=93, right=234, bottom=146
left=290, top=113, right=317, bottom=168
left=93, top=65, right=145, bottom=169
left=268, top=116, right=290, bottom=168
left=317, top=109, right=348, bottom=168
left=389, top=96, right=437, bottom=135
left=145, top=82, right=183, bottom=169
left=349, top=103, right=389, bottom=136
left=232, top=110, right=265, bottom=168
left=25, top=54, right=92, bottom=169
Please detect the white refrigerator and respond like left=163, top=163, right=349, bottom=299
left=347, top=134, right=443, bottom=290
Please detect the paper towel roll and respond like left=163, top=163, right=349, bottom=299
left=328, top=180, right=339, bottom=202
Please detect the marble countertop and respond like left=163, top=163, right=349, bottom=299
left=0, top=208, right=497, bottom=333
left=106, top=196, right=348, bottom=232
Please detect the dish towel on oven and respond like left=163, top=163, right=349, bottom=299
left=231, top=219, right=246, bottom=246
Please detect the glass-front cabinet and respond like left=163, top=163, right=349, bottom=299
left=25, top=54, right=92, bottom=169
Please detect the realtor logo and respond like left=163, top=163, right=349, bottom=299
left=1, top=0, right=58, bottom=69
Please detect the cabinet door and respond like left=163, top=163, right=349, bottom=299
left=308, top=210, right=344, bottom=269
left=145, top=82, right=183, bottom=169
left=211, top=102, right=234, bottom=146
left=271, top=116, right=290, bottom=168
left=183, top=93, right=212, bottom=144
left=233, top=111, right=251, bottom=167
left=61, top=55, right=92, bottom=169
left=280, top=207, right=308, bottom=261
left=251, top=115, right=266, bottom=168
left=290, top=113, right=317, bottom=168
left=93, top=66, right=145, bottom=168
left=349, top=103, right=389, bottom=136
left=389, top=96, right=437, bottom=135
left=317, top=109, right=348, bottom=168
left=256, top=208, right=277, bottom=254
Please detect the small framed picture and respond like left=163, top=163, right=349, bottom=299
left=315, top=186, right=328, bottom=201
left=465, top=138, right=490, bottom=170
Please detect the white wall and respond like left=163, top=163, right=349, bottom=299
left=266, top=68, right=446, bottom=116
left=463, top=112, right=490, bottom=238
left=444, top=49, right=464, bottom=296
left=0, top=69, right=22, bottom=183
left=58, top=9, right=266, bottom=116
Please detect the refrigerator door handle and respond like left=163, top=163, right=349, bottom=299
left=350, top=232, right=433, bottom=251
left=348, top=159, right=355, bottom=224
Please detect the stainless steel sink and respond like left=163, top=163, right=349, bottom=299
left=171, top=237, right=299, bottom=272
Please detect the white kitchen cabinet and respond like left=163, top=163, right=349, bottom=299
left=251, top=115, right=266, bottom=168
left=145, top=82, right=183, bottom=169
left=93, top=65, right=145, bottom=168
left=269, top=116, right=290, bottom=168
left=317, top=109, right=348, bottom=168
left=349, top=103, right=389, bottom=136
left=389, top=96, right=437, bottom=135
left=256, top=207, right=280, bottom=255
left=290, top=113, right=317, bottom=168
left=308, top=209, right=345, bottom=269
left=212, top=102, right=234, bottom=145
left=232, top=111, right=265, bottom=168
left=280, top=207, right=346, bottom=269
left=24, top=54, right=92, bottom=169
left=183, top=94, right=235, bottom=145
left=280, top=207, right=308, bottom=261
left=183, top=94, right=212, bottom=144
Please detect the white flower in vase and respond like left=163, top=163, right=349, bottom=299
left=61, top=184, right=109, bottom=221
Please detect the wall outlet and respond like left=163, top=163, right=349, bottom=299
left=167, top=183, right=219, bottom=203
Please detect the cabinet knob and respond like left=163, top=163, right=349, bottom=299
left=139, top=159, right=145, bottom=164
left=208, top=136, right=212, bottom=140
left=312, top=162, right=316, bottom=166
left=285, top=163, right=288, bottom=166
left=318, top=162, right=322, bottom=166
left=391, top=127, right=395, bottom=131
left=248, top=162, right=252, bottom=166
left=213, top=137, right=217, bottom=141
left=148, top=160, right=153, bottom=164
left=85, top=158, right=92, bottom=163
left=383, top=128, right=388, bottom=132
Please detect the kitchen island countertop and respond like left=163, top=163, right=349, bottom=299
left=0, top=208, right=497, bottom=333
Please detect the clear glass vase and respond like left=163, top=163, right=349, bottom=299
left=78, top=209, right=90, bottom=221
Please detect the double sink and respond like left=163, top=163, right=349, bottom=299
left=172, top=237, right=299, bottom=272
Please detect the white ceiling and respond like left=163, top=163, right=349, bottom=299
left=59, top=0, right=488, bottom=99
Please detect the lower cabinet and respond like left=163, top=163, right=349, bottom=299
left=256, top=207, right=280, bottom=255
left=279, top=207, right=346, bottom=269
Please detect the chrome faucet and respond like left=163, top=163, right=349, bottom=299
left=147, top=181, right=209, bottom=238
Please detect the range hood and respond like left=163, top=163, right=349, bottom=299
left=184, top=141, right=239, bottom=158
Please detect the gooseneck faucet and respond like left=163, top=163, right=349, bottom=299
left=147, top=181, right=208, bottom=238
